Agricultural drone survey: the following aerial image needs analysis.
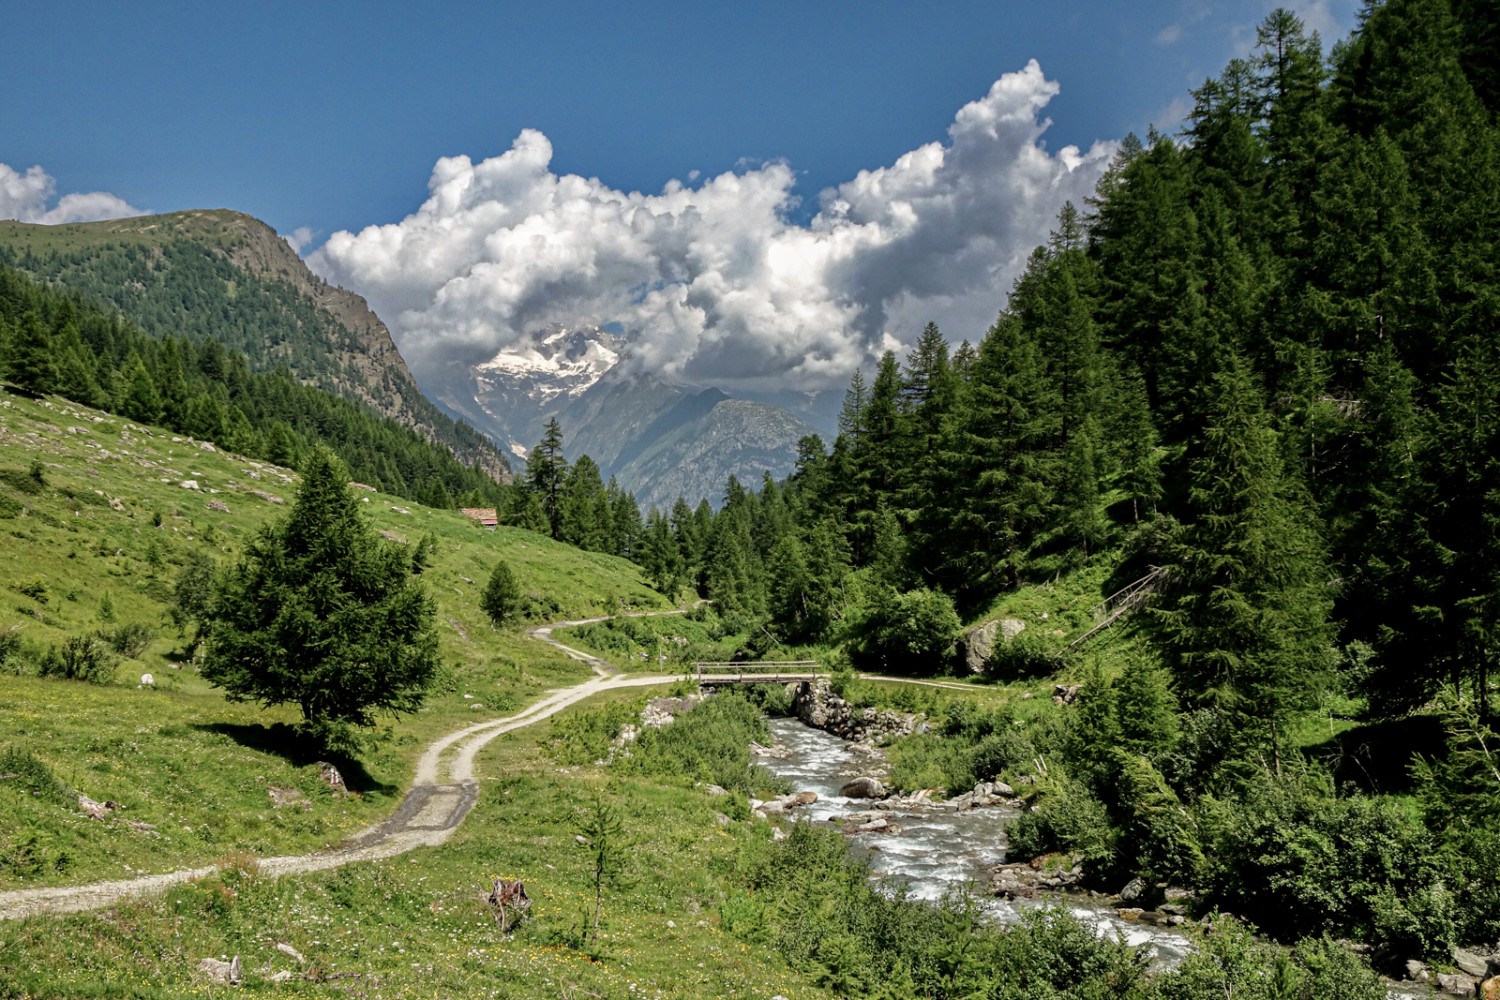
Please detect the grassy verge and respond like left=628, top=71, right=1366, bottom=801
left=552, top=606, right=825, bottom=673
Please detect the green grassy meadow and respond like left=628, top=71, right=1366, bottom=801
left=0, top=390, right=672, bottom=889
left=0, top=687, right=826, bottom=999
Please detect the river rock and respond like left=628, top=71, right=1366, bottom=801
left=196, top=956, right=241, bottom=984
left=1437, top=972, right=1479, bottom=995
left=792, top=680, right=923, bottom=745
left=317, top=762, right=346, bottom=793
left=275, top=942, right=307, bottom=965
left=840, top=776, right=886, bottom=799
left=1453, top=946, right=1497, bottom=978
left=788, top=790, right=819, bottom=806
left=989, top=856, right=1084, bottom=899
left=643, top=694, right=704, bottom=728
left=1481, top=975, right=1500, bottom=1000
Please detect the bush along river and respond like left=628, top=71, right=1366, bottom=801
left=747, top=680, right=1196, bottom=968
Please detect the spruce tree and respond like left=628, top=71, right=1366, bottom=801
left=480, top=559, right=524, bottom=627
left=526, top=418, right=568, bottom=539
left=558, top=455, right=609, bottom=551
left=200, top=446, right=439, bottom=750
left=4, top=310, right=57, bottom=397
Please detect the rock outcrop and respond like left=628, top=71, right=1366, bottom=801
left=790, top=680, right=925, bottom=746
left=957, top=618, right=1026, bottom=674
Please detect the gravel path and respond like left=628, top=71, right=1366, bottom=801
left=0, top=613, right=688, bottom=922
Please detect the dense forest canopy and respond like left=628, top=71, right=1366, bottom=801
left=611, top=0, right=1500, bottom=960
left=636, top=0, right=1500, bottom=719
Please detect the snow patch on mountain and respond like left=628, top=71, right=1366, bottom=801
left=471, top=324, right=625, bottom=405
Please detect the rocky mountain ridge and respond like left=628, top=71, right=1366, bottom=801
left=0, top=210, right=511, bottom=483
left=433, top=324, right=819, bottom=510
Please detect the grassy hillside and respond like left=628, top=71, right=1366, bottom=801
left=0, top=389, right=668, bottom=889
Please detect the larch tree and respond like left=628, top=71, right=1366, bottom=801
left=1154, top=359, right=1334, bottom=759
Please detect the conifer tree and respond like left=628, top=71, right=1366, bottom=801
left=480, top=559, right=524, bottom=627
left=200, top=446, right=439, bottom=750
left=639, top=508, right=685, bottom=597
left=558, top=455, right=609, bottom=551
left=526, top=418, right=568, bottom=539
left=118, top=351, right=163, bottom=424
left=4, top=309, right=57, bottom=397
left=1155, top=359, right=1333, bottom=755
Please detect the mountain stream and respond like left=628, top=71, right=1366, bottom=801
left=757, top=715, right=1192, bottom=968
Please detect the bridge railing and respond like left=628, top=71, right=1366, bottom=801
left=692, top=660, right=824, bottom=684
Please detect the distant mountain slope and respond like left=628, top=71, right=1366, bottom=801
left=616, top=398, right=817, bottom=511
left=0, top=210, right=510, bottom=483
left=431, top=325, right=816, bottom=508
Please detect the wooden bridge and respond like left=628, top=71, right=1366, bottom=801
left=692, top=661, right=825, bottom=685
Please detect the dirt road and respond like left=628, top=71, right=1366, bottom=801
left=0, top=637, right=684, bottom=921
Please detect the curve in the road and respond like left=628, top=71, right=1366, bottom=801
left=0, top=603, right=953, bottom=921
left=0, top=614, right=687, bottom=921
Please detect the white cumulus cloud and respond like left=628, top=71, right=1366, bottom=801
left=311, top=60, right=1114, bottom=394
left=0, top=163, right=142, bottom=224
left=282, top=226, right=317, bottom=254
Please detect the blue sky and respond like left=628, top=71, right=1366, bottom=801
left=2, top=1, right=1358, bottom=393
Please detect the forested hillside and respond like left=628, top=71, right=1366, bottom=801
left=0, top=210, right=511, bottom=483
left=624, top=0, right=1500, bottom=964
left=0, top=266, right=507, bottom=508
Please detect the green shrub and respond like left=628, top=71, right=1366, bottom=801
left=985, top=628, right=1065, bottom=679
left=1006, top=767, right=1116, bottom=868
left=0, top=745, right=70, bottom=804
left=0, top=626, right=20, bottom=671
left=620, top=692, right=781, bottom=795
left=746, top=682, right=794, bottom=716
left=101, top=621, right=156, bottom=657
left=888, top=733, right=970, bottom=793
left=546, top=700, right=641, bottom=765
left=37, top=635, right=114, bottom=683
left=15, top=580, right=47, bottom=604
left=1196, top=765, right=1453, bottom=953
left=1158, top=917, right=1386, bottom=1000
left=841, top=585, right=960, bottom=675
left=0, top=466, right=45, bottom=495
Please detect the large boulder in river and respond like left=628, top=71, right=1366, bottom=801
left=840, top=776, right=886, bottom=799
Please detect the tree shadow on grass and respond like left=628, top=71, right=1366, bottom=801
left=1305, top=714, right=1446, bottom=795
left=193, top=721, right=398, bottom=797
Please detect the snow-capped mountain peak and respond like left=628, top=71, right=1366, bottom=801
left=473, top=324, right=626, bottom=404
